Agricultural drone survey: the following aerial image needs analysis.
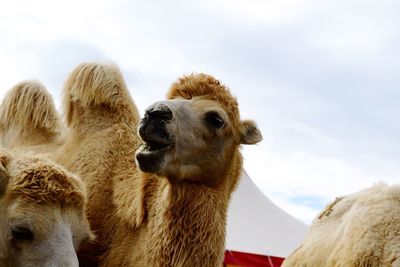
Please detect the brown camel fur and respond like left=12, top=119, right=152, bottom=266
left=1, top=63, right=262, bottom=266
left=0, top=149, right=93, bottom=267
left=53, top=63, right=141, bottom=266
left=55, top=63, right=262, bottom=266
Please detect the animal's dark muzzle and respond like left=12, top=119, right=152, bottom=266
left=138, top=103, right=172, bottom=147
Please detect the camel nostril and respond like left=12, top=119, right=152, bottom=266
left=146, top=104, right=173, bottom=121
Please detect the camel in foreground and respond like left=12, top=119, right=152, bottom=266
left=0, top=150, right=93, bottom=267
left=0, top=63, right=262, bottom=266
left=283, top=183, right=400, bottom=267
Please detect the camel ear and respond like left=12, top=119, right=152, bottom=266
left=0, top=151, right=10, bottom=196
left=239, top=120, right=262, bottom=145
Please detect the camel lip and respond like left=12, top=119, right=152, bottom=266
left=135, top=144, right=169, bottom=173
left=139, top=140, right=171, bottom=152
left=136, top=143, right=170, bottom=160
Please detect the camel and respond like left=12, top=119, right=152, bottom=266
left=54, top=63, right=262, bottom=266
left=283, top=183, right=400, bottom=267
left=1, top=63, right=262, bottom=266
left=0, top=149, right=93, bottom=267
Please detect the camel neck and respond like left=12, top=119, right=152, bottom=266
left=145, top=170, right=238, bottom=266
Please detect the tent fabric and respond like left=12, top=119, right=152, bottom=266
left=224, top=250, right=285, bottom=267
left=226, top=171, right=308, bottom=262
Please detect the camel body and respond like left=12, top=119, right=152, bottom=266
left=0, top=63, right=262, bottom=266
left=283, top=183, right=400, bottom=267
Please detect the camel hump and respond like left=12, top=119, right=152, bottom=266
left=0, top=80, right=60, bottom=136
left=62, top=62, right=139, bottom=127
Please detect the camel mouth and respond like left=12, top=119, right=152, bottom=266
left=136, top=102, right=175, bottom=173
left=135, top=142, right=170, bottom=173
left=136, top=138, right=172, bottom=157
left=143, top=140, right=170, bottom=152
left=138, top=115, right=172, bottom=153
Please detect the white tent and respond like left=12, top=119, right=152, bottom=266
left=225, top=171, right=308, bottom=266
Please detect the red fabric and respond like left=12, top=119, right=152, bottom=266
left=224, top=250, right=285, bottom=267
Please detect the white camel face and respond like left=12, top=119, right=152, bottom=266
left=136, top=96, right=261, bottom=185
left=0, top=202, right=92, bottom=267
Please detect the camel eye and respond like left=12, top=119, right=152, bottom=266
left=205, top=112, right=224, bottom=128
left=11, top=226, right=34, bottom=241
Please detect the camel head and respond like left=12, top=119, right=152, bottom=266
left=136, top=73, right=262, bottom=186
left=0, top=151, right=93, bottom=267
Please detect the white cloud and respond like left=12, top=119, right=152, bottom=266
left=301, top=0, right=400, bottom=63
left=1, top=0, right=400, bottom=225
left=201, top=0, right=317, bottom=26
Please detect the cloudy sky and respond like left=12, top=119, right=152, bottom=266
left=1, top=0, right=399, bottom=223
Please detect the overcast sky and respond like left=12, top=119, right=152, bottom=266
left=1, top=0, right=399, bottom=223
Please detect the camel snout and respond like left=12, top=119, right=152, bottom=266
left=144, top=103, right=173, bottom=121
left=139, top=103, right=173, bottom=146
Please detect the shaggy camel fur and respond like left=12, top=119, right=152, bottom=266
left=2, top=63, right=262, bottom=266
left=283, top=183, right=400, bottom=267
left=52, top=63, right=141, bottom=266
left=54, top=63, right=262, bottom=266
left=0, top=150, right=93, bottom=267
left=106, top=72, right=262, bottom=266
left=0, top=80, right=63, bottom=152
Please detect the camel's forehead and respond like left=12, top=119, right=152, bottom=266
left=6, top=157, right=86, bottom=208
left=167, top=73, right=239, bottom=111
left=163, top=97, right=228, bottom=113
left=7, top=202, right=85, bottom=232
left=191, top=97, right=231, bottom=111
left=8, top=201, right=83, bottom=219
